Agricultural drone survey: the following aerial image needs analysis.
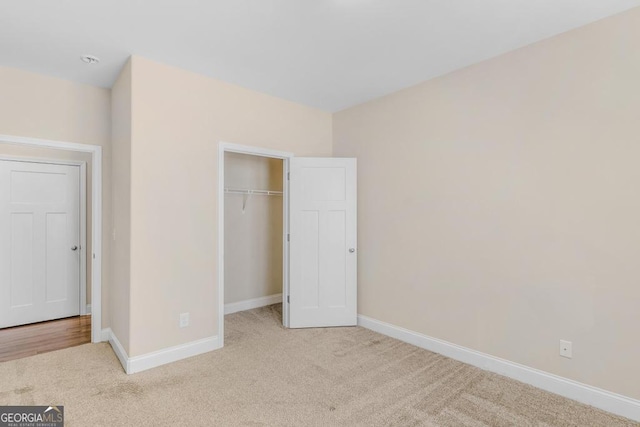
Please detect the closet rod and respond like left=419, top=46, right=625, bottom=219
left=224, top=188, right=283, bottom=196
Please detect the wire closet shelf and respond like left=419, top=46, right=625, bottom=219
left=224, top=188, right=283, bottom=196
left=224, top=188, right=283, bottom=212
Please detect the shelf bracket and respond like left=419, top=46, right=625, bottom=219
left=242, top=191, right=252, bottom=213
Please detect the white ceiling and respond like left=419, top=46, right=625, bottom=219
left=1, top=1, right=639, bottom=112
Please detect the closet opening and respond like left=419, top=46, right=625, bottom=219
left=218, top=143, right=292, bottom=347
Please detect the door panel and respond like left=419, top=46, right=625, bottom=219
left=289, top=158, right=357, bottom=328
left=0, top=160, right=80, bottom=328
left=10, top=213, right=34, bottom=308
left=11, top=170, right=67, bottom=204
left=45, top=212, right=70, bottom=302
left=326, top=210, right=346, bottom=308
left=299, top=210, right=320, bottom=308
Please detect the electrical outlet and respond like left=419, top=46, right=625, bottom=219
left=180, top=312, right=190, bottom=328
left=560, top=340, right=572, bottom=358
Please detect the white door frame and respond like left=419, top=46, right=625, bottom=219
left=0, top=134, right=102, bottom=343
left=0, top=155, right=88, bottom=317
left=217, top=141, right=292, bottom=348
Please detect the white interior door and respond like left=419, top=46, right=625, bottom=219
left=0, top=160, right=81, bottom=328
left=289, top=158, right=357, bottom=328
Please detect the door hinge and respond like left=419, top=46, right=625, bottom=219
left=287, top=233, right=290, bottom=242
left=287, top=172, right=290, bottom=181
left=287, top=295, right=290, bottom=304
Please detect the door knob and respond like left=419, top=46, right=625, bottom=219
left=349, top=248, right=356, bottom=253
left=71, top=246, right=78, bottom=251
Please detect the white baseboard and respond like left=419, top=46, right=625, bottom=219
left=102, top=328, right=221, bottom=374
left=104, top=328, right=129, bottom=373
left=357, top=315, right=640, bottom=422
left=100, top=328, right=111, bottom=342
left=127, top=335, right=221, bottom=374
left=224, top=293, right=282, bottom=315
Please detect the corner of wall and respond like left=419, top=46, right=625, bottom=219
left=109, top=56, right=133, bottom=356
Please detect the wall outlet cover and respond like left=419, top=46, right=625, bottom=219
left=560, top=339, right=572, bottom=358
left=180, top=312, right=190, bottom=328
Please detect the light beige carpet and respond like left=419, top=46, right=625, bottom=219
left=0, top=304, right=636, bottom=426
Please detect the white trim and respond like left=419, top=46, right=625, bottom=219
left=0, top=134, right=103, bottom=343
left=92, top=147, right=103, bottom=343
left=105, top=328, right=129, bottom=372
left=100, top=327, right=111, bottom=342
left=0, top=155, right=89, bottom=319
left=79, top=162, right=87, bottom=316
left=221, top=142, right=294, bottom=159
left=282, top=157, right=290, bottom=328
left=127, top=336, right=221, bottom=374
left=224, top=293, right=283, bottom=315
left=86, top=304, right=92, bottom=315
left=104, top=327, right=221, bottom=374
left=0, top=154, right=86, bottom=167
left=358, top=315, right=640, bottom=422
left=218, top=142, right=293, bottom=349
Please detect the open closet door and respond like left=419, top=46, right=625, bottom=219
left=289, top=158, right=357, bottom=328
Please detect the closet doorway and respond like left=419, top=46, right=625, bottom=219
left=218, top=143, right=291, bottom=346
left=218, top=142, right=358, bottom=346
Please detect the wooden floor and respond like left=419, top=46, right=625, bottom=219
left=0, top=315, right=91, bottom=363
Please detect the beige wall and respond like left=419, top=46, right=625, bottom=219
left=0, top=65, right=112, bottom=328
left=127, top=56, right=332, bottom=356
left=110, top=60, right=133, bottom=352
left=333, top=8, right=640, bottom=400
left=224, top=152, right=283, bottom=304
